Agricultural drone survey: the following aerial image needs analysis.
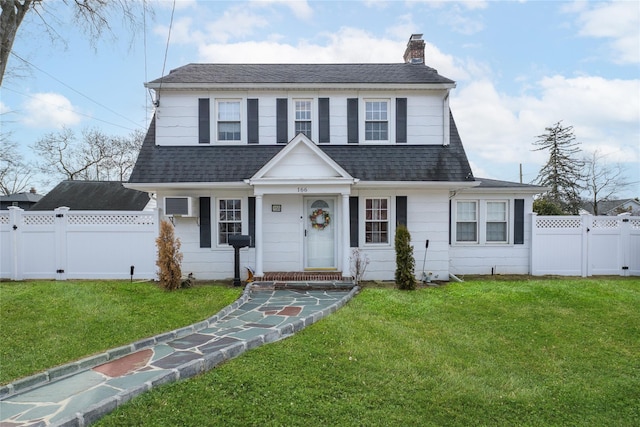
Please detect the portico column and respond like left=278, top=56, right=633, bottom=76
left=255, top=194, right=264, bottom=277
left=342, top=193, right=350, bottom=279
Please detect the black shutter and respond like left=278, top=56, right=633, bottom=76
left=248, top=197, right=256, bottom=248
left=199, top=197, right=211, bottom=248
left=396, top=196, right=407, bottom=226
left=319, top=98, right=330, bottom=143
left=448, top=200, right=452, bottom=245
left=276, top=98, right=288, bottom=143
left=198, top=98, right=210, bottom=144
left=514, top=199, right=524, bottom=245
left=347, top=98, right=359, bottom=144
left=247, top=99, right=259, bottom=144
left=396, top=98, right=407, bottom=143
left=350, top=196, right=359, bottom=247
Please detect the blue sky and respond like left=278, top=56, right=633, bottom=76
left=2, top=0, right=639, bottom=197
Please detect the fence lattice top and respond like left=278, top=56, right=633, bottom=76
left=536, top=217, right=582, bottom=229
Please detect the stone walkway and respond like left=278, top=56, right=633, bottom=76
left=0, top=282, right=357, bottom=427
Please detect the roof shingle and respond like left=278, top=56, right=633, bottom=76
left=148, top=63, right=455, bottom=86
left=128, top=113, right=474, bottom=184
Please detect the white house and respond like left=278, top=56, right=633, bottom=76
left=127, top=34, right=544, bottom=281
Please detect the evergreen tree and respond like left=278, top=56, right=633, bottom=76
left=533, top=121, right=584, bottom=214
left=395, top=224, right=416, bottom=290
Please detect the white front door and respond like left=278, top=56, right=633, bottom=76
left=305, top=197, right=336, bottom=269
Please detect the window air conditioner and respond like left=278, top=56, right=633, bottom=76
left=164, top=197, right=194, bottom=217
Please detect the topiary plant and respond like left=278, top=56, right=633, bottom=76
left=395, top=224, right=416, bottom=290
left=156, top=220, right=183, bottom=291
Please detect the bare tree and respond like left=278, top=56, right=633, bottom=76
left=0, top=0, right=149, bottom=86
left=32, top=127, right=142, bottom=184
left=533, top=121, right=584, bottom=214
left=0, top=136, right=34, bottom=195
left=582, top=149, right=630, bottom=216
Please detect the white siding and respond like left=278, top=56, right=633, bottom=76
left=449, top=194, right=535, bottom=275
left=153, top=89, right=448, bottom=146
left=262, top=195, right=302, bottom=271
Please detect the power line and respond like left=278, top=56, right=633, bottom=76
left=2, top=86, right=140, bottom=132
left=10, top=51, right=144, bottom=130
left=155, top=0, right=176, bottom=105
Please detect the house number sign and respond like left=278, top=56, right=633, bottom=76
left=297, top=187, right=308, bottom=193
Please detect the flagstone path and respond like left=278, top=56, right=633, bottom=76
left=0, top=282, right=357, bottom=427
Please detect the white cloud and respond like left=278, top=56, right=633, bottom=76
left=573, top=1, right=640, bottom=64
left=251, top=0, right=313, bottom=20
left=21, top=93, right=82, bottom=129
left=0, top=100, right=9, bottom=114
left=452, top=74, right=640, bottom=174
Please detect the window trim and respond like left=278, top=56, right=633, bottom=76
left=216, top=99, right=243, bottom=143
left=217, top=198, right=243, bottom=246
left=364, top=197, right=390, bottom=245
left=294, top=98, right=313, bottom=140
left=486, top=200, right=508, bottom=243
left=455, top=200, right=478, bottom=244
left=361, top=98, right=392, bottom=143
left=452, top=199, right=513, bottom=245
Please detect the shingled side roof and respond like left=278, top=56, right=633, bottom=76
left=147, top=63, right=455, bottom=86
left=128, top=112, right=474, bottom=184
left=31, top=181, right=151, bottom=211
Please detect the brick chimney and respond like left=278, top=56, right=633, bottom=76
left=403, top=34, right=425, bottom=64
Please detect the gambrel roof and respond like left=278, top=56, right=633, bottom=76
left=128, top=113, right=474, bottom=185
left=146, top=63, right=455, bottom=87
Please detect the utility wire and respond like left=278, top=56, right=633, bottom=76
left=2, top=86, right=140, bottom=132
left=156, top=0, right=176, bottom=104
left=10, top=51, right=144, bottom=129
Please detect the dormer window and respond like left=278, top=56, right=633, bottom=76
left=295, top=99, right=312, bottom=139
left=365, top=100, right=388, bottom=141
left=217, top=100, right=241, bottom=141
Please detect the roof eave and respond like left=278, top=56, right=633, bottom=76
left=145, top=82, right=456, bottom=91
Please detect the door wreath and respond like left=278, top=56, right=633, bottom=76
left=309, top=208, right=330, bottom=230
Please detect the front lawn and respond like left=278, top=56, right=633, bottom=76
left=0, top=281, right=242, bottom=384
left=96, top=277, right=639, bottom=426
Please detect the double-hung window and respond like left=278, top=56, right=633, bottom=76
left=295, top=100, right=312, bottom=139
left=218, top=199, right=242, bottom=245
left=486, top=201, right=508, bottom=242
left=217, top=101, right=241, bottom=141
left=365, top=100, right=388, bottom=141
left=456, top=201, right=477, bottom=242
left=365, top=198, right=389, bottom=243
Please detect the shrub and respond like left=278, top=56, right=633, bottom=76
left=395, top=224, right=416, bottom=290
left=349, top=248, right=370, bottom=285
left=533, top=197, right=565, bottom=215
left=156, top=220, right=183, bottom=291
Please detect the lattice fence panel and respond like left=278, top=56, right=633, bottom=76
left=0, top=213, right=9, bottom=225
left=535, top=217, right=582, bottom=229
left=630, top=219, right=640, bottom=230
left=591, top=218, right=620, bottom=229
left=22, top=214, right=55, bottom=226
left=67, top=213, right=156, bottom=226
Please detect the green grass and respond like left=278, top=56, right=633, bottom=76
left=0, top=281, right=242, bottom=384
left=96, top=277, right=640, bottom=427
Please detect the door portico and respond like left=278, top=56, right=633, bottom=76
left=245, top=134, right=358, bottom=277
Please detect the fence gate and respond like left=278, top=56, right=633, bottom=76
left=531, top=214, right=640, bottom=277
left=1, top=207, right=159, bottom=281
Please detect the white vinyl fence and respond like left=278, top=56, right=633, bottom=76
left=531, top=214, right=640, bottom=277
left=1, top=207, right=158, bottom=281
